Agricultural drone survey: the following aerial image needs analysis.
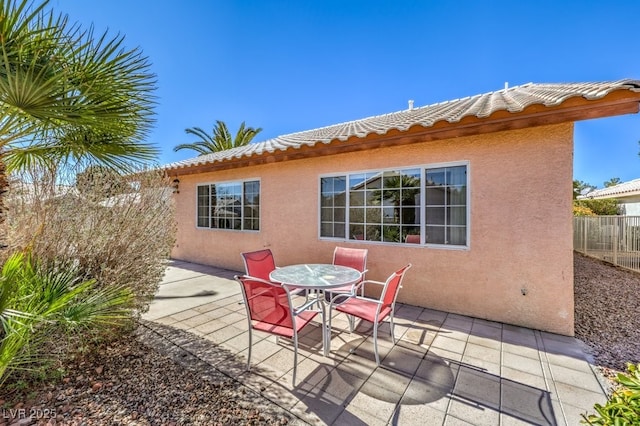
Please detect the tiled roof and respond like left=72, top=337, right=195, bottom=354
left=580, top=178, right=640, bottom=199
left=165, top=79, right=640, bottom=171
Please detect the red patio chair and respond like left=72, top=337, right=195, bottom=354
left=405, top=234, right=420, bottom=244
left=235, top=275, right=325, bottom=385
left=325, top=247, right=368, bottom=305
left=328, top=264, right=412, bottom=365
left=241, top=248, right=305, bottom=296
left=241, top=249, right=276, bottom=281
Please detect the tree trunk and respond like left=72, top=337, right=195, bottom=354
left=0, top=156, right=9, bottom=249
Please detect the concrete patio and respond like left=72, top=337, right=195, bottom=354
left=141, top=259, right=608, bottom=425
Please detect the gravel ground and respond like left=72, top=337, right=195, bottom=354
left=573, top=252, right=640, bottom=382
left=0, top=324, right=296, bottom=426
left=1, top=252, right=638, bottom=425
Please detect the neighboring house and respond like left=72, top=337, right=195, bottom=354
left=579, top=178, right=640, bottom=215
left=8, top=180, right=79, bottom=203
left=165, top=79, right=640, bottom=336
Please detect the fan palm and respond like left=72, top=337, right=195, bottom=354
left=0, top=0, right=158, bottom=250
left=174, top=120, right=263, bottom=155
left=0, top=0, right=157, bottom=179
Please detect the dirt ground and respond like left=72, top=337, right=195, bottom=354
left=573, top=251, right=640, bottom=382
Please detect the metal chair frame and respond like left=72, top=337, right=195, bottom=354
left=328, top=264, right=412, bottom=365
left=235, top=274, right=325, bottom=385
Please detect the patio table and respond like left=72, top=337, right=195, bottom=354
left=270, top=264, right=362, bottom=356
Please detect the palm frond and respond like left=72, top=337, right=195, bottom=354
left=4, top=129, right=159, bottom=173
left=236, top=122, right=263, bottom=146
left=0, top=0, right=158, bottom=171
left=184, top=127, right=215, bottom=144
left=175, top=127, right=219, bottom=155
left=0, top=251, right=134, bottom=384
left=175, top=120, right=262, bottom=154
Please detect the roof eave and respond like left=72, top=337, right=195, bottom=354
left=166, top=90, right=640, bottom=177
left=584, top=190, right=640, bottom=200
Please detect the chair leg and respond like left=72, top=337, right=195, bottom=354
left=347, top=315, right=355, bottom=332
left=292, top=332, right=298, bottom=385
left=319, top=300, right=328, bottom=357
left=389, top=311, right=396, bottom=344
left=373, top=321, right=380, bottom=365
left=247, top=327, right=253, bottom=371
left=328, top=302, right=334, bottom=338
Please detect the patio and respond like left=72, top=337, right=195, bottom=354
left=141, top=259, right=607, bottom=425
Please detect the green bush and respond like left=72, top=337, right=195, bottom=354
left=582, top=363, right=640, bottom=425
left=574, top=199, right=621, bottom=216
left=0, top=252, right=132, bottom=386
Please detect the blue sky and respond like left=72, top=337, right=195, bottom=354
left=54, top=0, right=640, bottom=189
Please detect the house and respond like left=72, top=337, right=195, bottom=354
left=580, top=178, right=640, bottom=215
left=165, top=79, right=640, bottom=336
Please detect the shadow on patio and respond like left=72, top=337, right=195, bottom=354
left=139, top=260, right=606, bottom=425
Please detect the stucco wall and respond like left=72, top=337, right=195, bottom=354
left=171, top=123, right=575, bottom=335
left=620, top=197, right=640, bottom=215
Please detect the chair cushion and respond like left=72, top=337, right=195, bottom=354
left=252, top=309, right=317, bottom=338
left=336, top=298, right=391, bottom=324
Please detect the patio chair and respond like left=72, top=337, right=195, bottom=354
left=241, top=249, right=276, bottom=281
left=328, top=264, right=412, bottom=365
left=234, top=275, right=325, bottom=385
left=325, top=247, right=368, bottom=306
left=405, top=234, right=420, bottom=244
left=241, top=248, right=305, bottom=296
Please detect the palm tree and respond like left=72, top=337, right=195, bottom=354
left=604, top=177, right=621, bottom=188
left=174, top=120, right=263, bottom=155
left=0, top=0, right=157, bottom=182
left=0, top=0, right=158, bottom=386
left=0, top=0, right=157, bottom=248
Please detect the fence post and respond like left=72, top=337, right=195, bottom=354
left=613, top=216, right=619, bottom=266
left=583, top=217, right=588, bottom=254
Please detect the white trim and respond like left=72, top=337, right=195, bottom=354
left=318, top=160, right=470, bottom=250
left=195, top=178, right=261, bottom=232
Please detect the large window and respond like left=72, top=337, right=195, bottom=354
left=320, top=163, right=468, bottom=247
left=197, top=180, right=260, bottom=231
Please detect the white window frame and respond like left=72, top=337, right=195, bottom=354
left=319, top=161, right=470, bottom=249
left=195, top=178, right=261, bottom=232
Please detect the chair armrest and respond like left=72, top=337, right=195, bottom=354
left=361, top=279, right=385, bottom=294
left=362, top=279, right=385, bottom=286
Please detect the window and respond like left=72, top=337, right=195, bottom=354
left=320, top=163, right=468, bottom=247
left=320, top=176, right=346, bottom=238
left=425, top=165, right=467, bottom=245
left=197, top=180, right=260, bottom=231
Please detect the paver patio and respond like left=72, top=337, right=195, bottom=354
left=142, top=260, right=607, bottom=425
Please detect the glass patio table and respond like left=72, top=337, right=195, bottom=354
left=270, top=264, right=362, bottom=356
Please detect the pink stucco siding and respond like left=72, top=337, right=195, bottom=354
left=171, top=123, right=575, bottom=335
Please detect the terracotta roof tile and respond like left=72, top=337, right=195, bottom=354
left=165, top=79, right=640, bottom=171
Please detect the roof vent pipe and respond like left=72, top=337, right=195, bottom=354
left=504, top=82, right=509, bottom=90
left=408, top=99, right=414, bottom=110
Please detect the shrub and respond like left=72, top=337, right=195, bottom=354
left=574, top=204, right=596, bottom=216
left=0, top=252, right=133, bottom=386
left=582, top=363, right=640, bottom=425
left=574, top=199, right=621, bottom=216
left=4, top=165, right=177, bottom=315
